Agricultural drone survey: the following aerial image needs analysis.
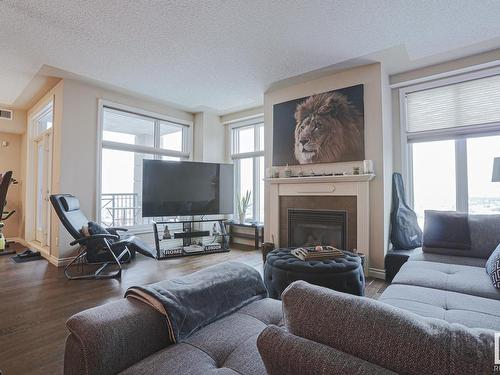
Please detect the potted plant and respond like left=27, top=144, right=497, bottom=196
left=237, top=190, right=251, bottom=224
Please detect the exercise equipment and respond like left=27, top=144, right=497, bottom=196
left=0, top=171, right=18, bottom=255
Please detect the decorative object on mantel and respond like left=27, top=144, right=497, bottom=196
left=353, top=167, right=360, bottom=175
left=272, top=84, right=365, bottom=166
left=363, top=159, right=374, bottom=174
left=291, top=246, right=345, bottom=261
left=237, top=190, right=252, bottom=224
left=283, top=164, right=292, bottom=177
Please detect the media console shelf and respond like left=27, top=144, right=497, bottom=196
left=152, top=219, right=230, bottom=260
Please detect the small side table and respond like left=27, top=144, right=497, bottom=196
left=224, top=222, right=264, bottom=250
left=385, top=248, right=422, bottom=282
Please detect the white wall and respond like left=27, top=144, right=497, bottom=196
left=0, top=132, right=23, bottom=238
left=264, top=63, right=392, bottom=272
left=54, top=79, right=194, bottom=260
left=193, top=112, right=225, bottom=163
left=0, top=107, right=26, bottom=134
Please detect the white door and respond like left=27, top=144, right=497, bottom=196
left=34, top=131, right=52, bottom=245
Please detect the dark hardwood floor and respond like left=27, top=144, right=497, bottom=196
left=0, top=243, right=387, bottom=375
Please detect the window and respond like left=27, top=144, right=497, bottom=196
left=231, top=120, right=265, bottom=223
left=402, top=69, right=500, bottom=225
left=99, top=103, right=191, bottom=228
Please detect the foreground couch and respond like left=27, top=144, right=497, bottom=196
left=258, top=281, right=494, bottom=375
left=64, top=263, right=282, bottom=375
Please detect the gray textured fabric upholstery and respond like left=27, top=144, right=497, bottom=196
left=65, top=298, right=170, bottom=375
left=380, top=284, right=500, bottom=330
left=408, top=251, right=487, bottom=267
left=469, top=214, right=500, bottom=258
left=393, top=260, right=500, bottom=300
left=422, top=212, right=500, bottom=259
left=257, top=325, right=395, bottom=375
left=120, top=298, right=282, bottom=375
left=281, top=281, right=495, bottom=375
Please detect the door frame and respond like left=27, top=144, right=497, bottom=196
left=25, top=100, right=54, bottom=253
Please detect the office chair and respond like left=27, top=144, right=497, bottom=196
left=50, top=194, right=155, bottom=280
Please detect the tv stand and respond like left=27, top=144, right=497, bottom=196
left=152, top=219, right=230, bottom=260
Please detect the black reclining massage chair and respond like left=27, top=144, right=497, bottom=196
left=50, top=194, right=155, bottom=280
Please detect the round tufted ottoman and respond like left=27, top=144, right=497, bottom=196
left=264, top=248, right=365, bottom=299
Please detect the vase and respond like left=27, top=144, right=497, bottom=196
left=239, top=213, right=246, bottom=224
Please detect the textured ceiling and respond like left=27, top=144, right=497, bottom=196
left=1, top=0, right=500, bottom=113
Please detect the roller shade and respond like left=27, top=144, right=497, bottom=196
left=406, top=74, right=500, bottom=136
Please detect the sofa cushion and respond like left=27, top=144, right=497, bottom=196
left=380, top=284, right=500, bottom=330
left=281, top=281, right=494, bottom=375
left=486, top=244, right=500, bottom=288
left=120, top=298, right=282, bottom=375
left=469, top=214, right=500, bottom=259
left=408, top=252, right=487, bottom=267
left=257, top=325, right=396, bottom=375
left=392, top=261, right=500, bottom=300
left=423, top=210, right=471, bottom=250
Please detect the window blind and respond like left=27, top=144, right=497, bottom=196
left=406, top=74, right=500, bottom=136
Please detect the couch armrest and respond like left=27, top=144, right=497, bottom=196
left=64, top=298, right=171, bottom=375
left=282, top=281, right=494, bottom=375
left=257, top=325, right=394, bottom=375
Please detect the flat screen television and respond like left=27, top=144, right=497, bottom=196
left=142, top=160, right=234, bottom=217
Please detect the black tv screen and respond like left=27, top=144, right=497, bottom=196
left=142, top=160, right=234, bottom=217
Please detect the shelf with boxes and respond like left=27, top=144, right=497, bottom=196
left=152, top=219, right=230, bottom=259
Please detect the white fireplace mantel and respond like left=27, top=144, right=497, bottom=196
left=266, top=174, right=374, bottom=184
left=266, top=174, right=374, bottom=273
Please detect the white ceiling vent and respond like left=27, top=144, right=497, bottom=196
left=0, top=109, right=13, bottom=120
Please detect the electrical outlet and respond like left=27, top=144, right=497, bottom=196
left=1, top=140, right=8, bottom=147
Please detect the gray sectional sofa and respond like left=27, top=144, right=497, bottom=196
left=381, top=211, right=500, bottom=330
left=64, top=211, right=500, bottom=374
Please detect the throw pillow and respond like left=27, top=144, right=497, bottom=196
left=88, top=221, right=110, bottom=236
left=486, top=244, right=500, bottom=289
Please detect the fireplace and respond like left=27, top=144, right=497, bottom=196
left=288, top=209, right=347, bottom=248
left=279, top=195, right=357, bottom=250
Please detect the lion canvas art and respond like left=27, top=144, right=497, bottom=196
left=272, top=84, right=364, bottom=166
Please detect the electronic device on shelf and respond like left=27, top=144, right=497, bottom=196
left=145, top=160, right=234, bottom=260
left=174, top=230, right=210, bottom=239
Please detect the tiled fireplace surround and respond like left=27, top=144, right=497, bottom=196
left=267, top=174, right=373, bottom=273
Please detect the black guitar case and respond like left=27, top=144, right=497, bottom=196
left=390, top=172, right=422, bottom=250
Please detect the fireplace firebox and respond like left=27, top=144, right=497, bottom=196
left=288, top=209, right=347, bottom=249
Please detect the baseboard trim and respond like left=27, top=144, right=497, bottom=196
left=52, top=255, right=76, bottom=267
left=6, top=236, right=27, bottom=246
left=368, top=267, right=386, bottom=280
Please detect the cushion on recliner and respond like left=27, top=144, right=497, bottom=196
left=88, top=221, right=111, bottom=236
left=61, top=195, right=80, bottom=212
